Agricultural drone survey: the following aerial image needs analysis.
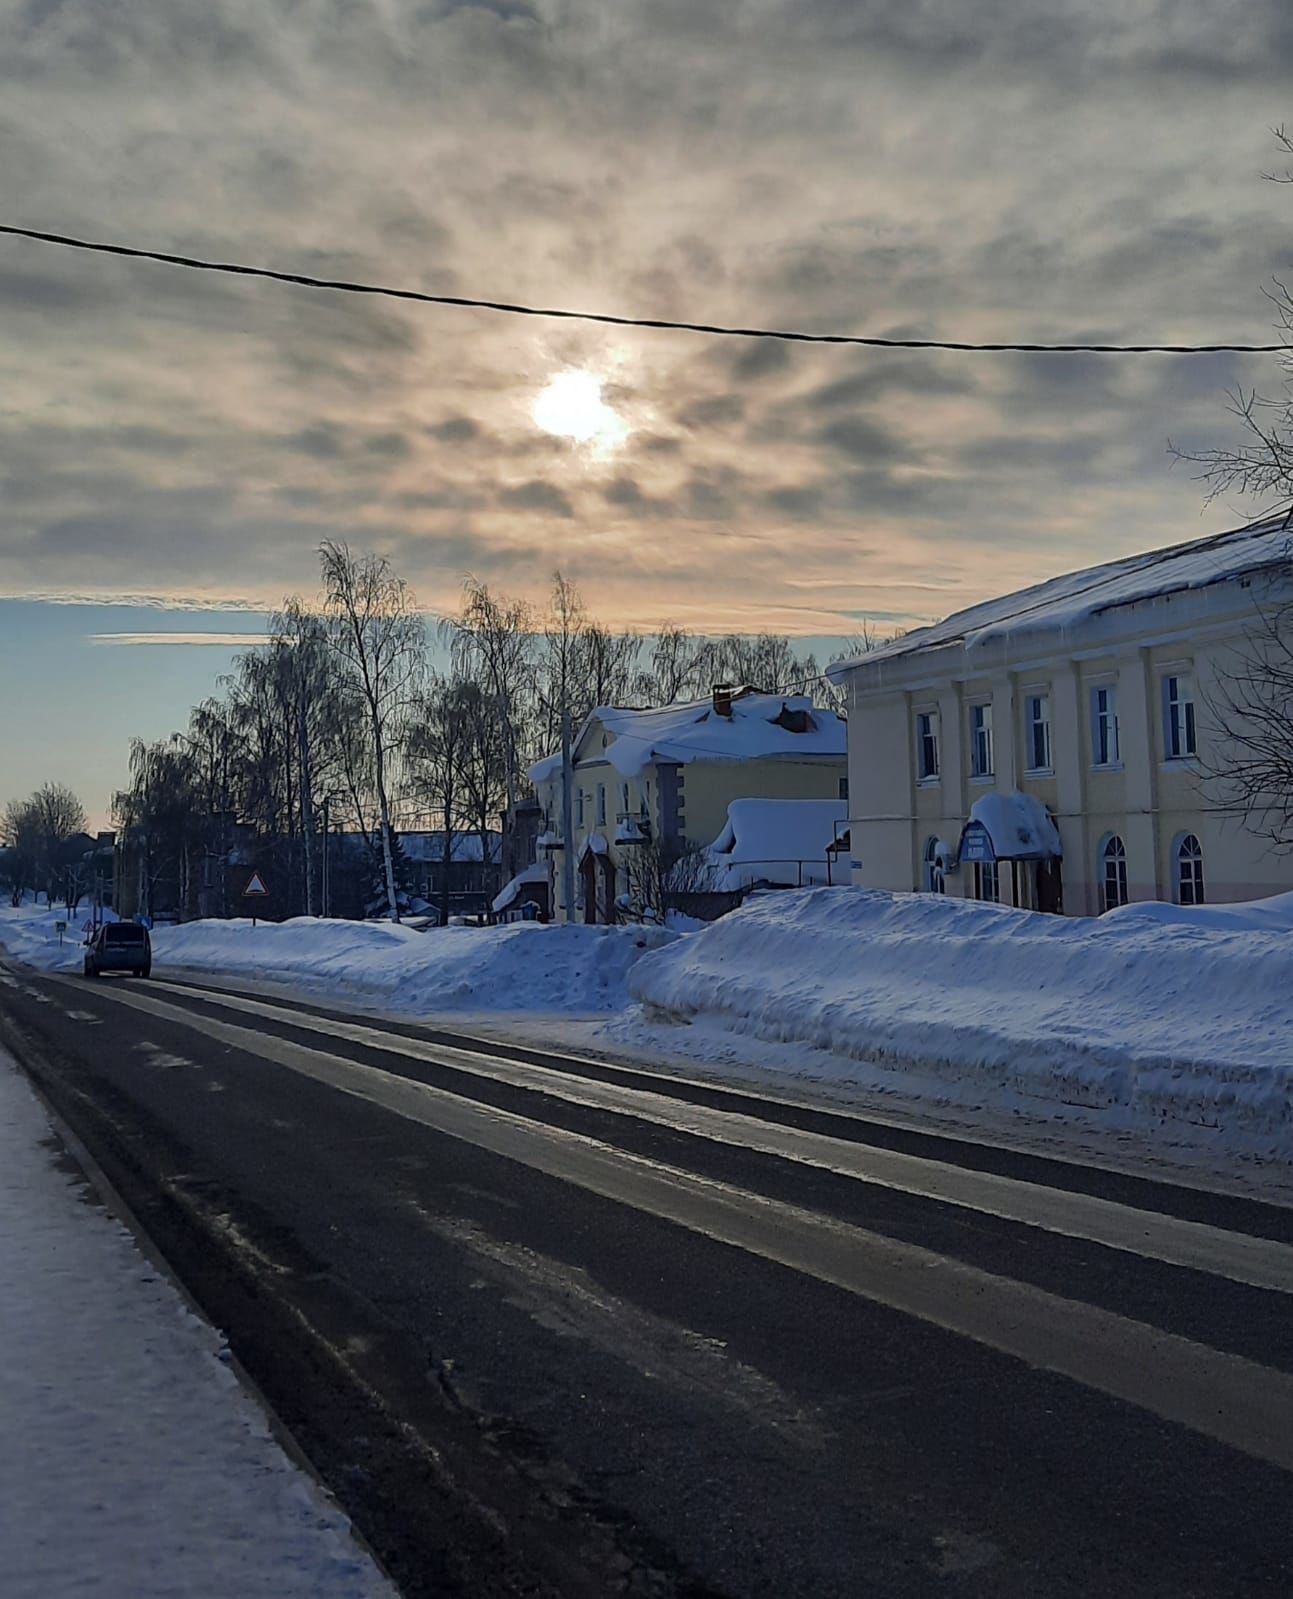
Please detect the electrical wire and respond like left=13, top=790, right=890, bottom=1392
left=1, top=222, right=1286, bottom=355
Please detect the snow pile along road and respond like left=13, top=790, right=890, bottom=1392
left=0, top=904, right=676, bottom=1016
left=626, top=887, right=1293, bottom=1150
left=0, top=1048, right=393, bottom=1599
left=0, top=902, right=100, bottom=971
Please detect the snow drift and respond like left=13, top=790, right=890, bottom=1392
left=0, top=903, right=674, bottom=1015
left=160, top=918, right=675, bottom=1014
left=627, top=887, right=1293, bottom=1148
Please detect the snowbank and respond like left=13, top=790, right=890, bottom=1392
left=627, top=887, right=1293, bottom=1149
left=0, top=1049, right=392, bottom=1598
left=0, top=901, right=104, bottom=971
left=0, top=904, right=675, bottom=1016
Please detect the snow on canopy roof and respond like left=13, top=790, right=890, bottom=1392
left=707, top=798, right=847, bottom=863
left=492, top=862, right=548, bottom=914
left=964, top=791, right=1062, bottom=861
left=528, top=691, right=846, bottom=784
left=827, top=516, right=1293, bottom=677
left=703, top=798, right=846, bottom=891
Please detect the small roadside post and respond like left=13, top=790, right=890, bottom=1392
left=55, top=919, right=67, bottom=946
left=242, top=871, right=270, bottom=927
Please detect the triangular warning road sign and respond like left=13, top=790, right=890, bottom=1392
left=242, top=872, right=269, bottom=897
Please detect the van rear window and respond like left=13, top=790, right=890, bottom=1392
left=105, top=925, right=147, bottom=944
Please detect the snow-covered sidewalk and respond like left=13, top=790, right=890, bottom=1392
left=0, top=1048, right=394, bottom=1599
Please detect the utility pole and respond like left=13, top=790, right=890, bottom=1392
left=560, top=706, right=576, bottom=922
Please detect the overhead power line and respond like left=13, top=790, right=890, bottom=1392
left=0, top=222, right=1286, bottom=355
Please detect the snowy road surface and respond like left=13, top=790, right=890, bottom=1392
left=0, top=1037, right=393, bottom=1599
left=2, top=960, right=1292, bottom=1597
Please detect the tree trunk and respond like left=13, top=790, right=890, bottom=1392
left=298, top=702, right=316, bottom=918
left=371, top=711, right=400, bottom=922
left=560, top=706, right=576, bottom=922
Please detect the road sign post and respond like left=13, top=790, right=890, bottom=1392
left=241, top=871, right=269, bottom=928
left=55, top=920, right=66, bottom=945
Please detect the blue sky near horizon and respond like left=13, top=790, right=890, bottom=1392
left=0, top=600, right=272, bottom=828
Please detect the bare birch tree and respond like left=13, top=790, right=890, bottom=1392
left=319, top=543, right=425, bottom=922
left=1201, top=562, right=1293, bottom=849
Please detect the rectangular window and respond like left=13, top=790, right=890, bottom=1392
left=621, top=782, right=630, bottom=815
left=1165, top=674, right=1197, bottom=759
left=597, top=784, right=606, bottom=825
left=838, top=776, right=849, bottom=802
left=576, top=788, right=585, bottom=827
left=1091, top=685, right=1120, bottom=767
left=1026, top=693, right=1052, bottom=772
left=916, top=711, right=940, bottom=780
left=973, top=860, right=1000, bottom=903
left=970, top=703, right=993, bottom=779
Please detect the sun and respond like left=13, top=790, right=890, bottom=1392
left=532, top=369, right=627, bottom=451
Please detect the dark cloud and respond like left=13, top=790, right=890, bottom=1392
left=805, top=360, right=977, bottom=410
left=427, top=416, right=481, bottom=444
left=812, top=415, right=912, bottom=463
left=285, top=424, right=346, bottom=460
left=497, top=479, right=576, bottom=517
left=677, top=394, right=747, bottom=430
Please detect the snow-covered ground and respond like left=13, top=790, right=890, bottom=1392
left=626, top=887, right=1293, bottom=1160
left=0, top=1045, right=394, bottom=1599
left=0, top=901, right=676, bottom=1013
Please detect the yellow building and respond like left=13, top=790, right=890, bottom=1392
left=529, top=687, right=848, bottom=923
left=828, top=518, right=1293, bottom=914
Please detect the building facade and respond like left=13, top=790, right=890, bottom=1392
left=530, top=687, right=848, bottom=923
left=830, top=519, right=1293, bottom=914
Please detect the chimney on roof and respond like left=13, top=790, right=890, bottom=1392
left=712, top=682, right=734, bottom=718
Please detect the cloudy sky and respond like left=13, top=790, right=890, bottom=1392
left=2, top=0, right=1291, bottom=820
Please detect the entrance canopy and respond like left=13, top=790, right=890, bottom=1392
left=959, top=792, right=1062, bottom=863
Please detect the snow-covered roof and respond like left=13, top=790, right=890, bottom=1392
left=828, top=516, right=1293, bottom=676
left=492, top=862, right=549, bottom=914
left=529, top=691, right=846, bottom=784
left=963, top=792, right=1062, bottom=861
left=703, top=798, right=847, bottom=891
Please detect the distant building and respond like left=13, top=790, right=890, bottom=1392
left=828, top=518, right=1293, bottom=913
left=529, top=686, right=848, bottom=923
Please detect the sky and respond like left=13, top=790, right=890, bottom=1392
left=2, top=0, right=1292, bottom=824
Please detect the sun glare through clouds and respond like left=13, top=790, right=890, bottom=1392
left=532, top=369, right=628, bottom=452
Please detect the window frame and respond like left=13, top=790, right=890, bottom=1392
left=1090, top=682, right=1121, bottom=769
left=969, top=701, right=994, bottom=780
left=1175, top=833, right=1205, bottom=906
left=1100, top=834, right=1128, bottom=913
left=922, top=835, right=945, bottom=895
left=1164, top=672, right=1198, bottom=761
left=597, top=783, right=607, bottom=826
left=915, top=709, right=941, bottom=782
left=1024, top=690, right=1053, bottom=774
left=972, top=859, right=1000, bottom=903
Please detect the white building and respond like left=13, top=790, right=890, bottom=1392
left=828, top=518, right=1293, bottom=914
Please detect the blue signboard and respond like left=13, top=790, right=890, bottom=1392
left=957, top=822, right=995, bottom=864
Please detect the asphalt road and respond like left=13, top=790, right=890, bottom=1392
left=2, top=957, right=1292, bottom=1599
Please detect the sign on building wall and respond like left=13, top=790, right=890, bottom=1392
left=957, top=822, right=995, bottom=865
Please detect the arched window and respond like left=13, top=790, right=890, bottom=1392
left=1100, top=835, right=1128, bottom=912
left=1176, top=834, right=1205, bottom=906
left=923, top=836, right=945, bottom=894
